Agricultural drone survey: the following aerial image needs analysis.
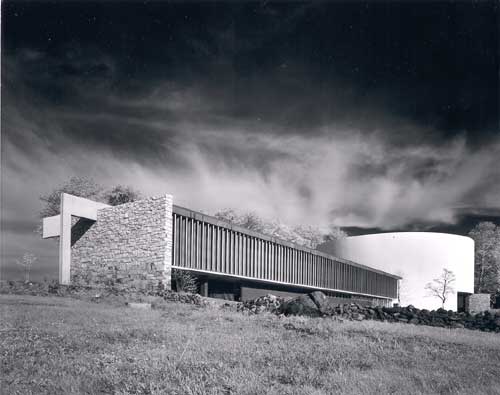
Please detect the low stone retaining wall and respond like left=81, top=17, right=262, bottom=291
left=238, top=291, right=500, bottom=332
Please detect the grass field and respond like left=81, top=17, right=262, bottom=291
left=1, top=294, right=500, bottom=395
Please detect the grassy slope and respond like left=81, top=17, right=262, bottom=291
left=1, top=295, right=500, bottom=395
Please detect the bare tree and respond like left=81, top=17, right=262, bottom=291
left=425, top=268, right=456, bottom=309
left=15, top=253, right=37, bottom=283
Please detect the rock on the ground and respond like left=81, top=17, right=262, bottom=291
left=280, top=294, right=321, bottom=317
left=127, top=302, right=151, bottom=309
left=309, top=291, right=328, bottom=310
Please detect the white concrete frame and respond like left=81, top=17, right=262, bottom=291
left=42, top=193, right=109, bottom=284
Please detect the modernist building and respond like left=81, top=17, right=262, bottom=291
left=318, top=233, right=475, bottom=311
left=43, top=193, right=400, bottom=306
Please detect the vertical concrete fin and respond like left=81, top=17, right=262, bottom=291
left=164, top=194, right=173, bottom=290
left=59, top=194, right=71, bottom=284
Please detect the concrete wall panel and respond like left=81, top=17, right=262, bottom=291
left=61, top=194, right=110, bottom=220
left=42, top=215, right=61, bottom=238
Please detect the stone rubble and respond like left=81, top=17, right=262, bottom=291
left=237, top=291, right=500, bottom=332
left=237, top=294, right=283, bottom=314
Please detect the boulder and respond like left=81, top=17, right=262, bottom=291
left=127, top=302, right=151, bottom=309
left=311, top=293, right=342, bottom=315
left=280, top=294, right=321, bottom=316
left=309, top=291, right=328, bottom=310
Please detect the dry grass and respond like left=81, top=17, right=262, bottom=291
left=1, top=294, right=500, bottom=395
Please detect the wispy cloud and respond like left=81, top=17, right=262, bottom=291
left=2, top=45, right=499, bottom=279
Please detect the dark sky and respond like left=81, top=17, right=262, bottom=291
left=2, top=1, right=499, bottom=280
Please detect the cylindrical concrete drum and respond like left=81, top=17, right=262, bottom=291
left=319, top=232, right=474, bottom=311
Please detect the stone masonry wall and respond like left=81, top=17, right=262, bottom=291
left=71, top=195, right=173, bottom=290
left=465, top=293, right=491, bottom=314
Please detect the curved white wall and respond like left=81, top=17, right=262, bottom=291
left=319, top=233, right=474, bottom=311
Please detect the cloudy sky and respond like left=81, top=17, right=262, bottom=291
left=1, top=1, right=499, bottom=280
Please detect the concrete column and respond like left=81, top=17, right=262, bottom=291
left=59, top=194, right=72, bottom=285
left=200, top=281, right=209, bottom=297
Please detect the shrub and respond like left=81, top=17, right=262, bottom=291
left=172, top=269, right=198, bottom=294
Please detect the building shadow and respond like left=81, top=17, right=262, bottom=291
left=71, top=218, right=94, bottom=246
